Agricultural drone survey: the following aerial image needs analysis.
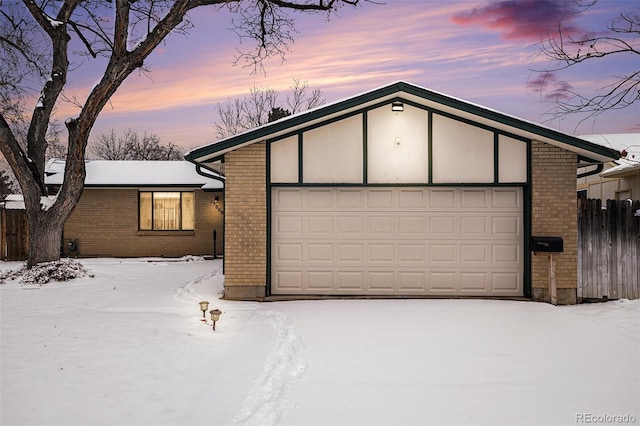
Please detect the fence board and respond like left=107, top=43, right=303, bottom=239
left=578, top=199, right=640, bottom=300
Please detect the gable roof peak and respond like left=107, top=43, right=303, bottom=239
left=185, top=80, right=620, bottom=165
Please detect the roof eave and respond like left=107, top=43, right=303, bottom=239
left=185, top=81, right=621, bottom=164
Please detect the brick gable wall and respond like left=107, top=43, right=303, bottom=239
left=531, top=140, right=578, bottom=304
left=223, top=143, right=267, bottom=299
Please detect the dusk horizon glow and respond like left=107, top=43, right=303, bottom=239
left=41, top=0, right=640, bottom=153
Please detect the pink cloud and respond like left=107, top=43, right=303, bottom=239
left=452, top=0, right=583, bottom=41
left=527, top=71, right=573, bottom=102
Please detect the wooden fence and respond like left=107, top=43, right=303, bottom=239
left=1, top=208, right=29, bottom=261
left=578, top=198, right=640, bottom=300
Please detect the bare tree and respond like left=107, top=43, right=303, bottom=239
left=0, top=0, right=361, bottom=268
left=91, top=129, right=183, bottom=160
left=536, top=1, right=639, bottom=122
left=213, top=78, right=326, bottom=139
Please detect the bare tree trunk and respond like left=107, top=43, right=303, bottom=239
left=26, top=210, right=64, bottom=268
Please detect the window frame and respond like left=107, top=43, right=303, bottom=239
left=138, top=190, right=196, bottom=231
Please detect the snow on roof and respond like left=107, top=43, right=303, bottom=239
left=600, top=161, right=640, bottom=178
left=45, top=158, right=66, bottom=175
left=44, top=160, right=224, bottom=189
left=0, top=194, right=58, bottom=210
left=579, top=134, right=640, bottom=178
left=1, top=194, right=25, bottom=210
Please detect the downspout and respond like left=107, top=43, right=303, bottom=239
left=195, top=164, right=225, bottom=273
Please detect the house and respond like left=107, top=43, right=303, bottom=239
left=577, top=133, right=639, bottom=201
left=185, top=81, right=619, bottom=304
left=44, top=160, right=224, bottom=258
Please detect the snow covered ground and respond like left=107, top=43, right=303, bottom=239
left=1, top=258, right=638, bottom=426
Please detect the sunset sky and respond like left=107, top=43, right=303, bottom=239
left=57, top=0, right=639, bottom=152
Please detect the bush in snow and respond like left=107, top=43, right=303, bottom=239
left=0, top=258, right=93, bottom=285
left=180, top=255, right=205, bottom=262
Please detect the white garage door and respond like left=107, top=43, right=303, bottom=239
left=271, top=187, right=523, bottom=296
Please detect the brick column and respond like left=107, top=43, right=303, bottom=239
left=223, top=143, right=267, bottom=300
left=531, top=140, right=578, bottom=304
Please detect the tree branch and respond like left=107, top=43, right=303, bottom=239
left=20, top=0, right=71, bottom=183
left=535, top=4, right=639, bottom=121
left=113, top=0, right=131, bottom=58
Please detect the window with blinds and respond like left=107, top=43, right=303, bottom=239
left=139, top=191, right=195, bottom=231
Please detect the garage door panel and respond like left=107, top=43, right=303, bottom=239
left=460, top=244, right=489, bottom=263
left=307, top=215, right=333, bottom=235
left=275, top=271, right=303, bottom=290
left=492, top=244, right=520, bottom=263
left=307, top=189, right=334, bottom=208
left=368, top=189, right=395, bottom=207
left=429, top=216, right=457, bottom=235
left=308, top=271, right=333, bottom=290
left=337, top=243, right=365, bottom=263
left=461, top=216, right=489, bottom=235
left=429, top=244, right=457, bottom=263
left=273, top=215, right=303, bottom=237
left=398, top=244, right=427, bottom=264
left=428, top=272, right=457, bottom=292
left=429, top=189, right=457, bottom=208
left=337, top=271, right=365, bottom=290
left=337, top=215, right=365, bottom=235
left=368, top=244, right=395, bottom=263
left=461, top=189, right=489, bottom=207
left=367, top=271, right=395, bottom=291
left=275, top=243, right=303, bottom=263
left=337, top=189, right=364, bottom=207
left=460, top=272, right=490, bottom=291
left=398, top=189, right=427, bottom=208
left=399, top=216, right=426, bottom=235
left=492, top=216, right=521, bottom=236
left=272, top=187, right=523, bottom=296
left=493, top=272, right=520, bottom=291
left=398, top=271, right=427, bottom=291
left=274, top=188, right=303, bottom=208
left=307, top=243, right=333, bottom=263
left=493, top=188, right=521, bottom=208
left=368, top=216, right=395, bottom=235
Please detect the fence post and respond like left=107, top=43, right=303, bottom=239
left=549, top=253, right=557, bottom=305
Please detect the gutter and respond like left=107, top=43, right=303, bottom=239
left=577, top=163, right=604, bottom=179
left=195, top=164, right=225, bottom=184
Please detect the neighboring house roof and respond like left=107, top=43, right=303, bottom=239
left=44, top=160, right=224, bottom=189
left=0, top=194, right=26, bottom=210
left=45, top=158, right=66, bottom=176
left=0, top=194, right=57, bottom=210
left=580, top=134, right=640, bottom=179
left=185, top=81, right=620, bottom=169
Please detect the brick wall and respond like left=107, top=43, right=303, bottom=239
left=63, top=188, right=223, bottom=257
left=531, top=140, right=578, bottom=304
left=219, top=139, right=580, bottom=302
left=223, top=143, right=267, bottom=299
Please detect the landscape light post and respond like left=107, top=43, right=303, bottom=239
left=209, top=309, right=222, bottom=332
left=199, top=301, right=209, bottom=319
